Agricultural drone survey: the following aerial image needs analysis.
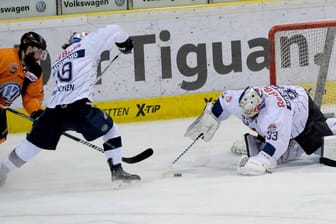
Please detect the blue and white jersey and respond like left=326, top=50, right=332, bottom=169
left=216, top=85, right=309, bottom=160
left=47, top=24, right=129, bottom=108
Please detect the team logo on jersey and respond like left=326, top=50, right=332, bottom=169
left=0, top=82, right=21, bottom=105
left=225, top=95, right=233, bottom=103
left=267, top=123, right=277, bottom=132
left=8, top=63, right=19, bottom=74
left=101, top=124, right=109, bottom=132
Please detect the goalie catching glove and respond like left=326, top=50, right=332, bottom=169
left=184, top=103, right=220, bottom=142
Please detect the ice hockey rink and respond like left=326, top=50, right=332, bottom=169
left=0, top=117, right=335, bottom=224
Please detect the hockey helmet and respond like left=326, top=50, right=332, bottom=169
left=20, top=32, right=47, bottom=51
left=62, top=32, right=88, bottom=49
left=239, top=86, right=265, bottom=118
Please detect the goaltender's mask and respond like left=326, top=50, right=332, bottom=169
left=239, top=86, right=265, bottom=118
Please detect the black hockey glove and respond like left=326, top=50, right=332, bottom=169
left=115, top=38, right=133, bottom=54
left=30, top=109, right=44, bottom=121
left=25, top=62, right=42, bottom=82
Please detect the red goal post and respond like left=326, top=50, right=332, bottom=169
left=269, top=20, right=336, bottom=114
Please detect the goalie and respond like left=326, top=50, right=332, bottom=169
left=185, top=85, right=336, bottom=175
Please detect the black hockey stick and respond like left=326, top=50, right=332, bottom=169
left=96, top=53, right=121, bottom=83
left=6, top=107, right=153, bottom=164
left=101, top=53, right=120, bottom=75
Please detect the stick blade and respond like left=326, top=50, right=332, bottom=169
left=122, top=148, right=153, bottom=164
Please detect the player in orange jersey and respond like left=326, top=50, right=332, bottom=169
left=0, top=31, right=47, bottom=144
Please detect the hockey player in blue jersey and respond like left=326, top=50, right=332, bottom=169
left=0, top=25, right=139, bottom=187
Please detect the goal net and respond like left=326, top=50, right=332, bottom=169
left=269, top=20, right=336, bottom=115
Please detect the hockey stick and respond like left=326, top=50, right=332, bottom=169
left=162, top=133, right=203, bottom=177
left=102, top=53, right=120, bottom=75
left=171, top=133, right=203, bottom=165
left=96, top=52, right=121, bottom=83
left=6, top=107, right=153, bottom=164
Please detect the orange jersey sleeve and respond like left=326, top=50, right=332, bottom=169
left=22, top=74, right=44, bottom=115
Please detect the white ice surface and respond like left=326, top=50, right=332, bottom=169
left=1, top=117, right=336, bottom=224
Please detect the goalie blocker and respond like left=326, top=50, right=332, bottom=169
left=320, top=135, right=336, bottom=167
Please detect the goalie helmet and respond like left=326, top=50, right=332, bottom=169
left=239, top=86, right=265, bottom=118
left=62, top=32, right=88, bottom=49
left=20, top=31, right=47, bottom=51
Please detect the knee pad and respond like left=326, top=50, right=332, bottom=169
left=81, top=108, right=114, bottom=141
left=278, top=140, right=304, bottom=164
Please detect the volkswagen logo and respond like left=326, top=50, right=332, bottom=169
left=36, top=1, right=46, bottom=13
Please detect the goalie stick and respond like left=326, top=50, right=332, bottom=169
left=171, top=133, right=203, bottom=165
left=6, top=107, right=153, bottom=164
left=162, top=133, right=203, bottom=177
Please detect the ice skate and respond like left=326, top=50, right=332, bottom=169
left=107, top=159, right=140, bottom=189
left=111, top=163, right=141, bottom=182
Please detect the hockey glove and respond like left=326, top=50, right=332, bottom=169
left=116, top=38, right=133, bottom=54
left=184, top=103, right=220, bottom=142
left=30, top=109, right=44, bottom=121
left=237, top=151, right=277, bottom=176
left=25, top=62, right=42, bottom=82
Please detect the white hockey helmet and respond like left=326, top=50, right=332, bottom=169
left=239, top=86, right=265, bottom=118
left=62, top=32, right=88, bottom=49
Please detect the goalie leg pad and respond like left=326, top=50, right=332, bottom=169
left=184, top=103, right=220, bottom=142
left=320, top=135, right=336, bottom=167
left=277, top=140, right=304, bottom=164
